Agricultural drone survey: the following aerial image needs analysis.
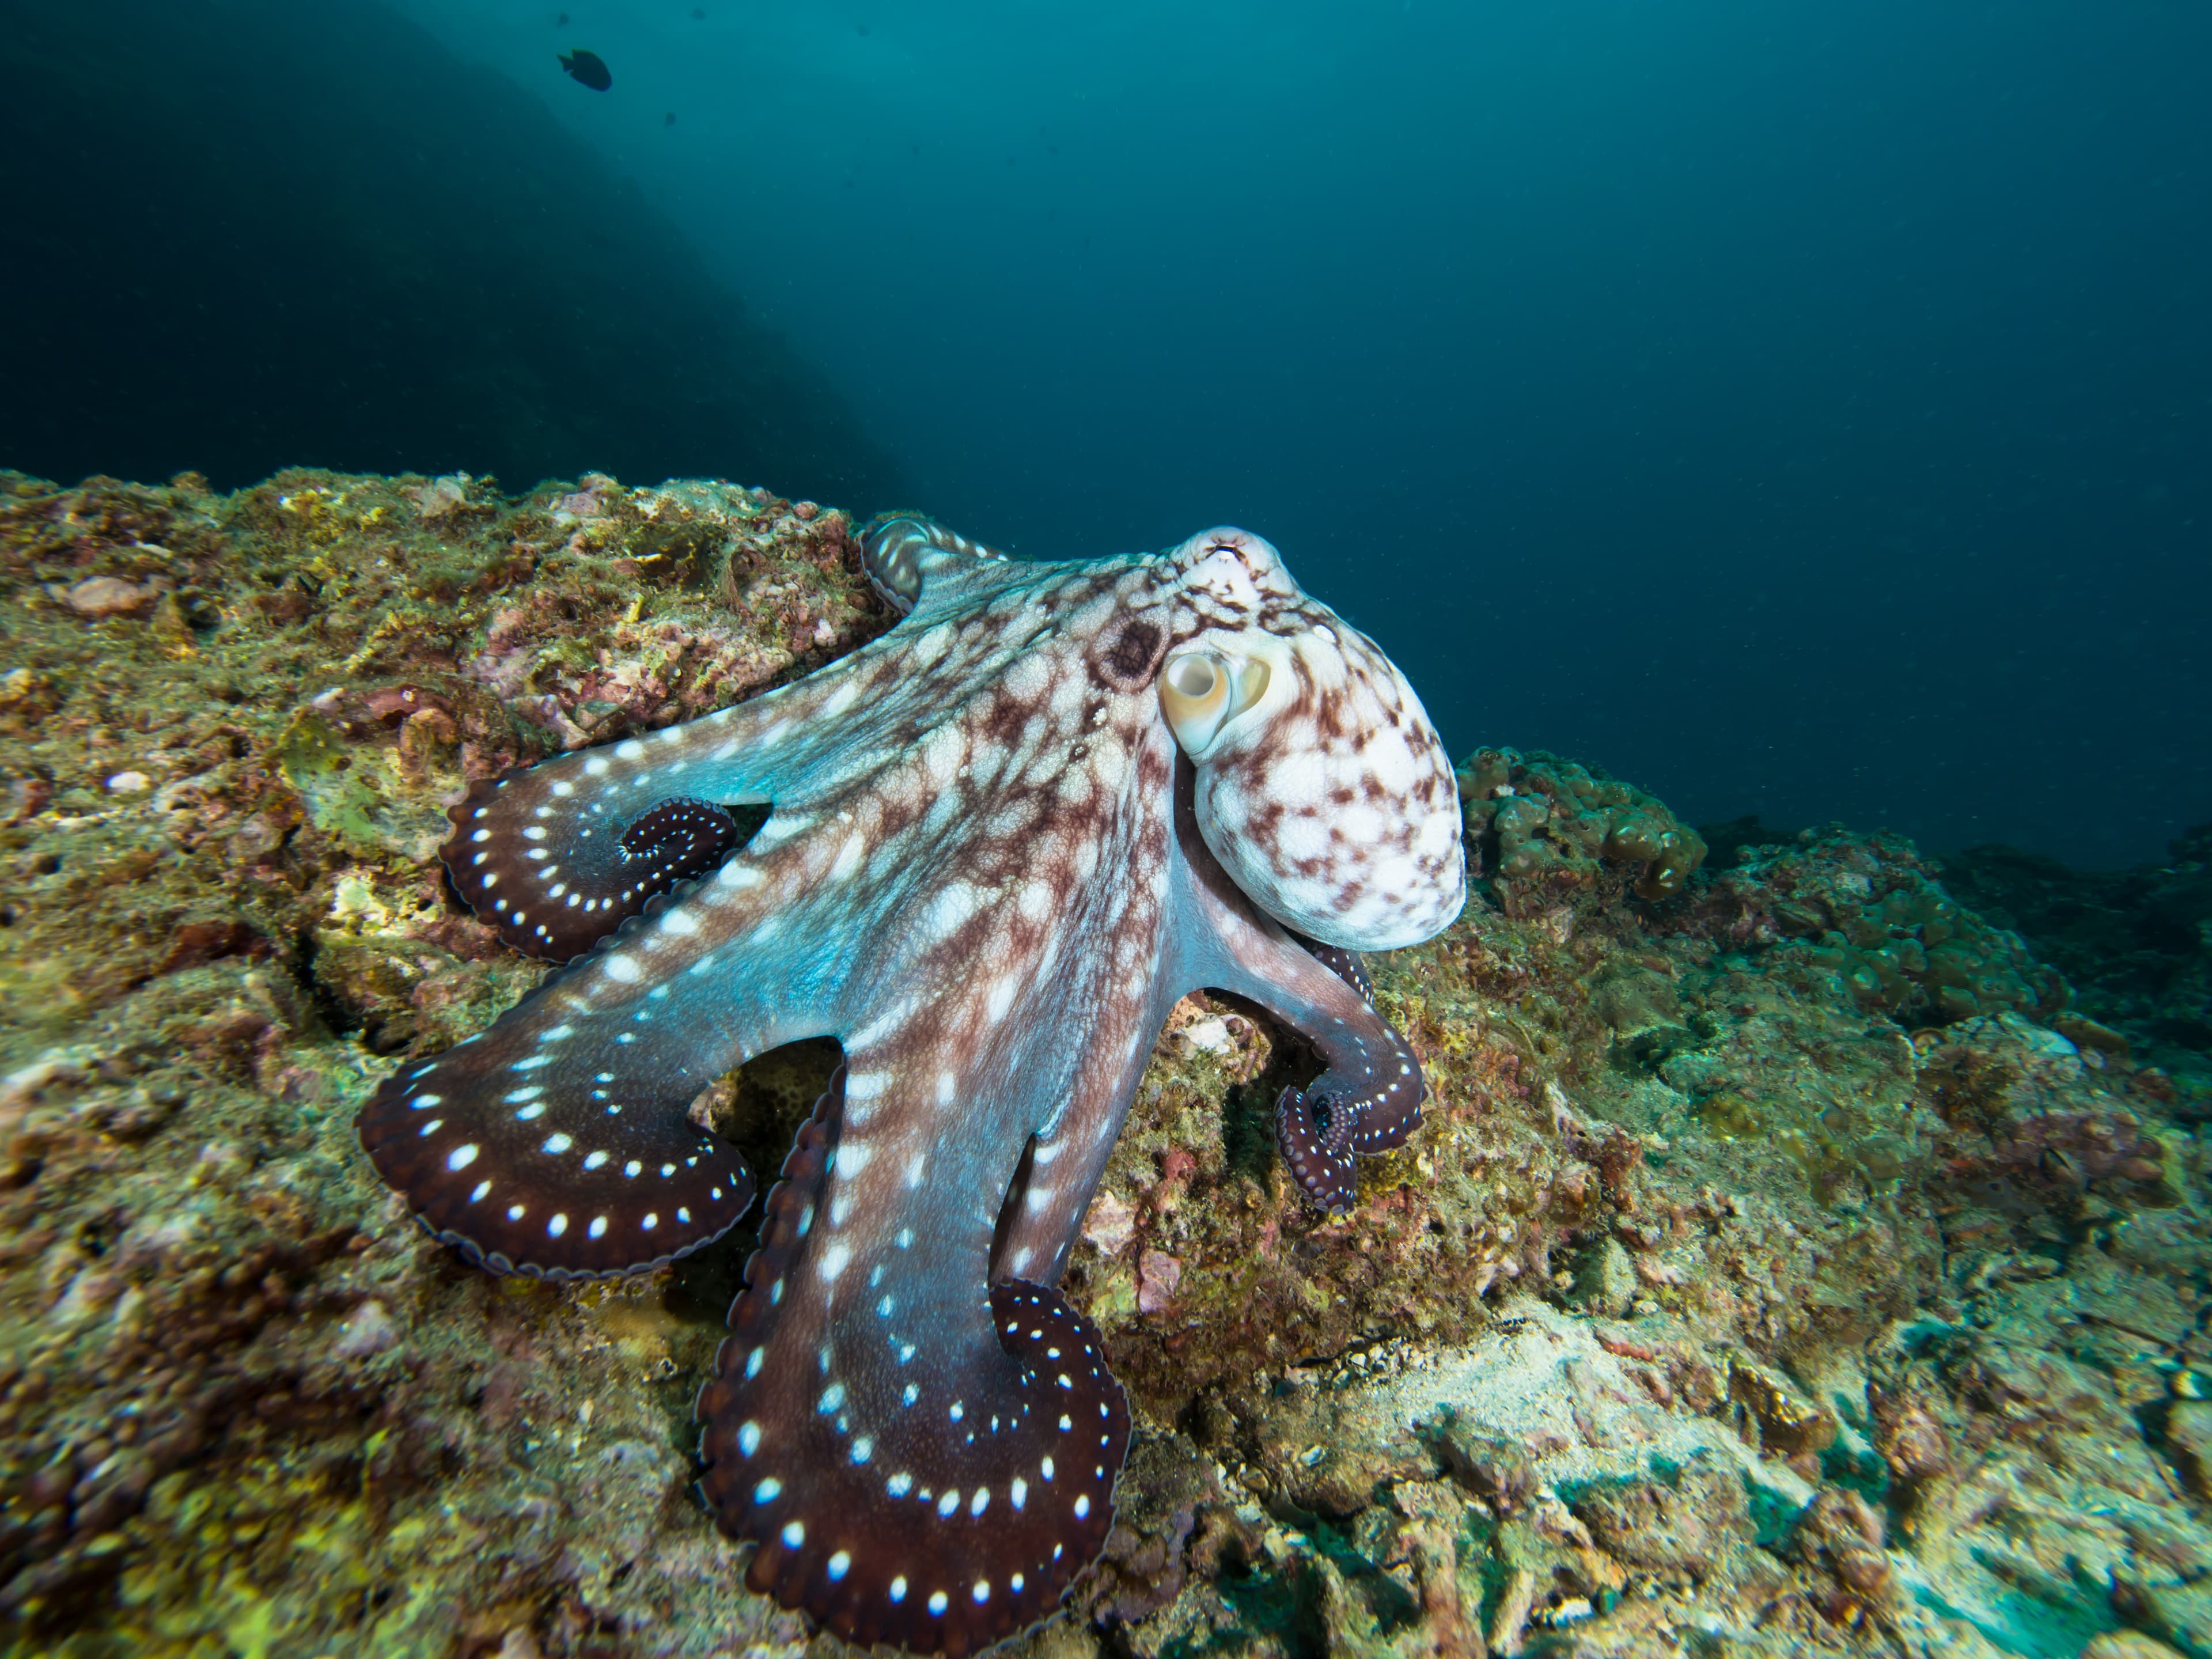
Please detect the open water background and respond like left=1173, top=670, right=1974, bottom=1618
left=5, top=0, right=2207, bottom=868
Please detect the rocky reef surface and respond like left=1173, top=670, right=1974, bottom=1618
left=1, top=467, right=2209, bottom=1659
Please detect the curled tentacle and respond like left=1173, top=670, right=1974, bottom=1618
left=1277, top=940, right=1416, bottom=1210
left=1171, top=767, right=1428, bottom=1210
left=1275, top=1082, right=1359, bottom=1214
left=355, top=938, right=758, bottom=1279
left=448, top=768, right=745, bottom=961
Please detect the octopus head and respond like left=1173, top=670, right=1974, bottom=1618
left=1161, top=528, right=1465, bottom=951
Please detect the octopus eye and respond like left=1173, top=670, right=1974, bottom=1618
left=1159, top=651, right=1270, bottom=759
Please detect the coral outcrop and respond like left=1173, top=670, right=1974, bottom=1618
left=1457, top=747, right=1707, bottom=906
left=2, top=467, right=2210, bottom=1659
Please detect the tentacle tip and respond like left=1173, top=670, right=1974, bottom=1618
left=1309, top=1183, right=1358, bottom=1218
left=702, top=1249, right=1129, bottom=1654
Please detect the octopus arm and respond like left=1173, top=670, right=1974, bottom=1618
left=358, top=841, right=847, bottom=1279
left=1166, top=760, right=1426, bottom=1213
left=1288, top=935, right=1374, bottom=1003
left=697, top=1065, right=1129, bottom=1657
left=984, top=997, right=1172, bottom=1296
left=444, top=676, right=856, bottom=961
left=861, top=513, right=1013, bottom=618
left=1213, top=922, right=1426, bottom=1213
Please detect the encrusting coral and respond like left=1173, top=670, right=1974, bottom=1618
left=2, top=466, right=2210, bottom=1659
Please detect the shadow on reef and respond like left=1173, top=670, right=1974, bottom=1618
left=4, top=467, right=2212, bottom=1659
left=0, top=0, right=906, bottom=510
left=1948, top=831, right=2212, bottom=1092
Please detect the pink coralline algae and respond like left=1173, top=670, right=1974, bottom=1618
left=408, top=473, right=472, bottom=520
left=1138, top=1249, right=1185, bottom=1313
left=63, top=574, right=161, bottom=616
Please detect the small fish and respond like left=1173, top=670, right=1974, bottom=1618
left=559, top=48, right=612, bottom=90
left=555, top=10, right=568, bottom=22
left=691, top=6, right=706, bottom=17
left=664, top=111, right=676, bottom=126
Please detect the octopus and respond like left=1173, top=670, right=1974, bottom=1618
left=357, top=515, right=1465, bottom=1655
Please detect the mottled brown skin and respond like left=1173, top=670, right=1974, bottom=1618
left=356, top=516, right=1463, bottom=1655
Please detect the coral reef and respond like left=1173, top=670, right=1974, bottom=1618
left=3, top=466, right=2212, bottom=1659
left=1675, top=822, right=2069, bottom=1025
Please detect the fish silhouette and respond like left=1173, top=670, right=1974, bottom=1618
left=559, top=48, right=612, bottom=90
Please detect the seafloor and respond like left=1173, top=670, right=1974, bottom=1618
left=1, top=468, right=2207, bottom=1659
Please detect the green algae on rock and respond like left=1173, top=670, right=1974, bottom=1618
left=0, top=467, right=882, bottom=1654
left=2, top=467, right=2210, bottom=1659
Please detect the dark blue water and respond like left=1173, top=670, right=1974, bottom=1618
left=2, top=2, right=903, bottom=509
left=7, top=1, right=2207, bottom=869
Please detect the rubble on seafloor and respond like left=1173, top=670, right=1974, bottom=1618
left=1, top=467, right=2209, bottom=1659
